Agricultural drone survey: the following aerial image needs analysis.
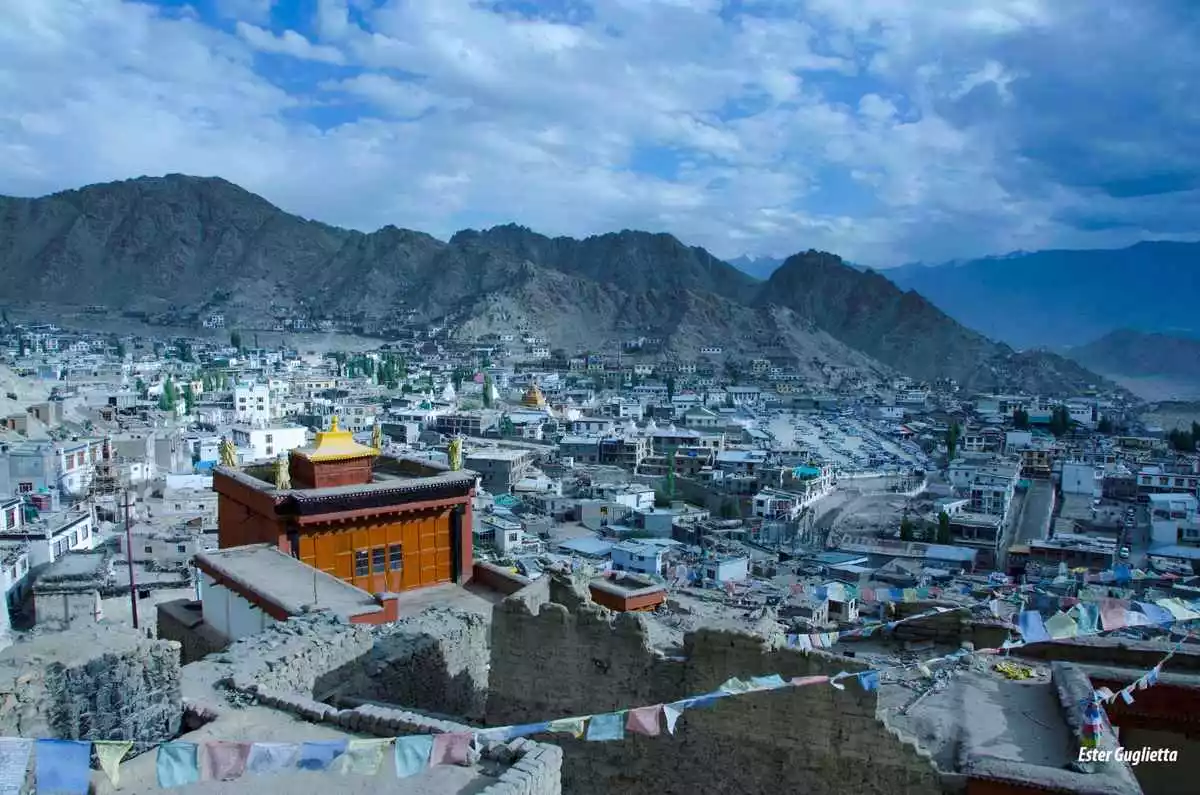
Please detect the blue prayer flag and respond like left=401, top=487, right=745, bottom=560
left=36, top=739, right=91, bottom=795
left=585, top=713, right=626, bottom=742
left=394, top=735, right=434, bottom=778
left=156, top=741, right=200, bottom=789
left=297, top=740, right=347, bottom=771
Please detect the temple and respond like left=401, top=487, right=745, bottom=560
left=213, top=417, right=476, bottom=595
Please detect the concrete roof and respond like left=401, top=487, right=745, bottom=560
left=195, top=544, right=383, bottom=620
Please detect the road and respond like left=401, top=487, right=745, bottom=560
left=1015, top=480, right=1055, bottom=544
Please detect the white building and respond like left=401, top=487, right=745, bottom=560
left=1149, top=494, right=1200, bottom=548
left=230, top=425, right=308, bottom=463
left=611, top=539, right=670, bottom=576
left=233, top=383, right=271, bottom=426
left=1061, top=462, right=1103, bottom=499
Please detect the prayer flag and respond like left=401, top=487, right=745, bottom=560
left=663, top=703, right=685, bottom=735
left=546, top=718, right=587, bottom=738
left=37, top=740, right=91, bottom=795
left=245, top=743, right=299, bottom=775
left=93, top=740, right=132, bottom=788
left=394, top=736, right=434, bottom=778
left=585, top=713, right=626, bottom=742
left=0, top=738, right=31, bottom=795
left=430, top=734, right=472, bottom=767
left=338, top=739, right=392, bottom=776
left=626, top=705, right=661, bottom=737
left=203, top=740, right=252, bottom=781
left=297, top=740, right=347, bottom=771
left=156, top=741, right=200, bottom=789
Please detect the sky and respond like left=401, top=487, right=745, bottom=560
left=1, top=0, right=1197, bottom=266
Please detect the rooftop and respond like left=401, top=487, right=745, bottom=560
left=195, top=544, right=383, bottom=620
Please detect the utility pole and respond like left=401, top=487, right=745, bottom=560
left=124, top=490, right=139, bottom=629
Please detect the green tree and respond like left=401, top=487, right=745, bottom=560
left=135, top=378, right=147, bottom=399
left=936, top=511, right=952, bottom=544
left=482, top=374, right=494, bottom=408
left=654, top=490, right=673, bottom=508
left=158, top=377, right=177, bottom=412
left=1012, top=409, right=1029, bottom=429
left=230, top=330, right=242, bottom=350
left=899, top=517, right=914, bottom=542
left=1048, top=405, right=1071, bottom=437
left=182, top=383, right=196, bottom=414
left=945, top=421, right=962, bottom=461
left=666, top=375, right=676, bottom=402
left=178, top=342, right=193, bottom=362
left=1097, top=417, right=1114, bottom=434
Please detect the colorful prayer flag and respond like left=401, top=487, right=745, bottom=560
left=93, top=740, right=132, bottom=787
left=156, top=741, right=200, bottom=789
left=394, top=736, right=434, bottom=778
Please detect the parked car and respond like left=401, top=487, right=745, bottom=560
left=1118, top=546, right=1131, bottom=560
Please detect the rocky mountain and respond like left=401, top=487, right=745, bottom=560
left=0, top=175, right=1117, bottom=394
left=757, top=251, right=1111, bottom=393
left=884, top=242, right=1200, bottom=348
left=1068, top=329, right=1200, bottom=386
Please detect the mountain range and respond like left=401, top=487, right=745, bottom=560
left=1066, top=329, right=1200, bottom=400
left=881, top=242, right=1200, bottom=349
left=0, top=174, right=1118, bottom=396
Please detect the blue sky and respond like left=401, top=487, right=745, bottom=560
left=1, top=0, right=1197, bottom=266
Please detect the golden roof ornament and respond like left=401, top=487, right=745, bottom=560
left=218, top=436, right=237, bottom=468
left=371, top=422, right=383, bottom=452
left=274, top=452, right=291, bottom=490
left=292, top=414, right=378, bottom=463
left=448, top=436, right=463, bottom=471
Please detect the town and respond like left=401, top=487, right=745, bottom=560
left=0, top=316, right=1196, bottom=794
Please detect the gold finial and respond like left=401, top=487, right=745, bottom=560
left=371, top=422, right=383, bottom=452
left=330, top=415, right=340, bottom=432
left=449, top=436, right=463, bottom=471
left=274, top=453, right=291, bottom=490
left=218, top=436, right=238, bottom=469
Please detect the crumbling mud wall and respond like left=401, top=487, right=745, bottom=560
left=487, top=582, right=944, bottom=795
left=0, top=625, right=181, bottom=750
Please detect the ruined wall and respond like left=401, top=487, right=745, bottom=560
left=33, top=589, right=101, bottom=629
left=487, top=586, right=944, bottom=795
left=180, top=610, right=490, bottom=721
left=156, top=599, right=230, bottom=665
left=0, top=626, right=181, bottom=750
left=323, top=607, right=492, bottom=721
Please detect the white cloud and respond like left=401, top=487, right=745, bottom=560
left=0, top=0, right=1196, bottom=267
left=235, top=22, right=345, bottom=64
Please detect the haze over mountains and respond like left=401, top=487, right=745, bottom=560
left=881, top=243, right=1200, bottom=349
left=0, top=175, right=1118, bottom=396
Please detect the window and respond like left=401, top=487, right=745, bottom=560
left=354, top=550, right=369, bottom=577
left=18, top=482, right=32, bottom=493
left=388, top=544, right=403, bottom=571
left=177, top=545, right=186, bottom=553
left=372, top=547, right=386, bottom=574
left=265, top=434, right=273, bottom=444
left=144, top=545, right=153, bottom=554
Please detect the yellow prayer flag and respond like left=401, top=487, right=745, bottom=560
left=338, top=738, right=392, bottom=776
left=94, top=740, right=133, bottom=787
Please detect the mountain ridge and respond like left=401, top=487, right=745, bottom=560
left=884, top=241, right=1200, bottom=348
left=0, top=174, right=1118, bottom=395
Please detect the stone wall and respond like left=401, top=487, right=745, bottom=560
left=180, top=610, right=490, bottom=721
left=487, top=582, right=944, bottom=795
left=323, top=607, right=492, bottom=721
left=0, top=625, right=181, bottom=751
left=33, top=589, right=102, bottom=630
left=156, top=599, right=230, bottom=664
